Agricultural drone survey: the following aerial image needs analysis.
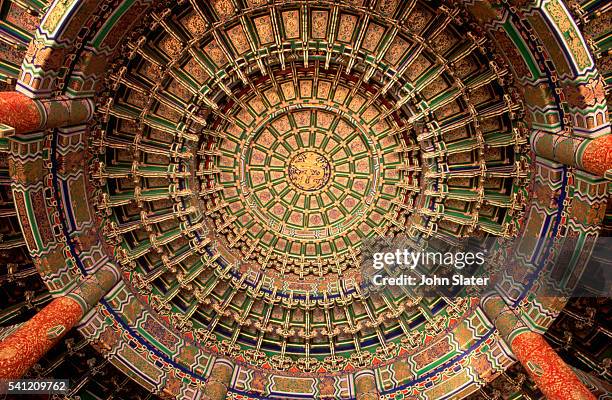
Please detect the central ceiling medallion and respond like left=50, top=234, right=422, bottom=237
left=287, top=150, right=331, bottom=192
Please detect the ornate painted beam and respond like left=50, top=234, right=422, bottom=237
left=202, top=358, right=234, bottom=400
left=0, top=264, right=120, bottom=379
left=354, top=370, right=379, bottom=400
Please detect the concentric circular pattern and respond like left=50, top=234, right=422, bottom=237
left=201, top=72, right=416, bottom=273
left=92, top=0, right=529, bottom=374
left=3, top=0, right=609, bottom=397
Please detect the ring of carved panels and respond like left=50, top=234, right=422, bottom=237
left=91, top=0, right=527, bottom=373
left=2, top=0, right=607, bottom=396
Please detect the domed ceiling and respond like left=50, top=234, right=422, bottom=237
left=92, top=0, right=530, bottom=376
left=0, top=0, right=610, bottom=399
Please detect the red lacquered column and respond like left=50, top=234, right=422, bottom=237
left=511, top=331, right=596, bottom=400
left=0, top=296, right=83, bottom=379
left=0, top=264, right=119, bottom=378
left=0, top=92, right=43, bottom=133
left=0, top=91, right=95, bottom=135
left=580, top=134, right=612, bottom=177
left=482, top=295, right=596, bottom=400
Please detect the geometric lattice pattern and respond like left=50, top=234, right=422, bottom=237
left=0, top=0, right=610, bottom=399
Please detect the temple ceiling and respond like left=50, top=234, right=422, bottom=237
left=88, top=0, right=533, bottom=376
left=0, top=0, right=610, bottom=399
